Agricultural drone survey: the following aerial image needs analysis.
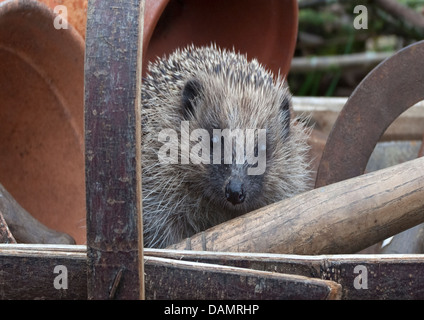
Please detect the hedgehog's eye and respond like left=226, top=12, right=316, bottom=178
left=181, top=78, right=203, bottom=120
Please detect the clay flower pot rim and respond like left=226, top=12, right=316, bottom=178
left=143, top=0, right=298, bottom=78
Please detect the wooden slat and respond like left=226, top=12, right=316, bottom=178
left=84, top=0, right=145, bottom=299
left=1, top=245, right=423, bottom=299
left=0, top=245, right=340, bottom=300
left=146, top=249, right=323, bottom=278
left=0, top=245, right=87, bottom=299
left=169, top=157, right=424, bottom=254
left=144, top=256, right=341, bottom=300
left=321, top=255, right=424, bottom=299
left=147, top=249, right=424, bottom=300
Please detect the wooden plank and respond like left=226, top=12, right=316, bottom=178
left=169, top=157, right=424, bottom=254
left=84, top=0, right=145, bottom=299
left=147, top=249, right=424, bottom=300
left=293, top=97, right=424, bottom=141
left=0, top=245, right=339, bottom=300
left=0, top=245, right=423, bottom=300
left=0, top=244, right=87, bottom=299
left=146, top=249, right=323, bottom=279
left=320, top=255, right=424, bottom=299
left=144, top=256, right=341, bottom=300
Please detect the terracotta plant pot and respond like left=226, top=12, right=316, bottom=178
left=143, top=0, right=298, bottom=78
left=0, top=0, right=298, bottom=245
left=0, top=0, right=86, bottom=243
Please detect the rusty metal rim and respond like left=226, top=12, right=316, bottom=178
left=316, top=40, right=424, bottom=188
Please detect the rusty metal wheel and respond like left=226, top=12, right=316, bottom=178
left=315, top=40, right=424, bottom=188
left=315, top=40, right=424, bottom=253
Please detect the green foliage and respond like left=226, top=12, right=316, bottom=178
left=289, top=0, right=424, bottom=97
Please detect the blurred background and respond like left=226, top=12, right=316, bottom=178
left=290, top=0, right=424, bottom=96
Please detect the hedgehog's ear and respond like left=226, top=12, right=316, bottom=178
left=279, top=95, right=291, bottom=140
left=182, top=78, right=203, bottom=120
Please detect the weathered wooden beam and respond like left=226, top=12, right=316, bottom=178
left=1, top=245, right=423, bottom=300
left=147, top=249, right=424, bottom=300
left=144, top=256, right=341, bottom=300
left=0, top=245, right=340, bottom=300
left=321, top=254, right=424, bottom=299
left=169, top=156, right=424, bottom=254
left=84, top=0, right=145, bottom=299
left=0, top=245, right=87, bottom=299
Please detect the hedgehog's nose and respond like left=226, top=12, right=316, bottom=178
left=225, top=179, right=245, bottom=205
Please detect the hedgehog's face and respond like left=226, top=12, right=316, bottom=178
left=179, top=74, right=291, bottom=215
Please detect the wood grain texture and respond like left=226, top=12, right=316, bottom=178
left=170, top=156, right=424, bottom=254
left=144, top=256, right=341, bottom=300
left=1, top=245, right=423, bottom=300
left=0, top=245, right=87, bottom=299
left=147, top=249, right=424, bottom=300
left=84, top=0, right=145, bottom=299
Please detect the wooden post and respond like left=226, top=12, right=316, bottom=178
left=84, top=0, right=145, bottom=299
left=170, top=156, right=424, bottom=254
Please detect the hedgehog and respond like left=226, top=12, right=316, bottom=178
left=141, top=45, right=312, bottom=248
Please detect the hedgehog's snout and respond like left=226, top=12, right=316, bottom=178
left=225, top=178, right=246, bottom=206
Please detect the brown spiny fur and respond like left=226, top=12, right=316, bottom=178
left=142, top=45, right=312, bottom=248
